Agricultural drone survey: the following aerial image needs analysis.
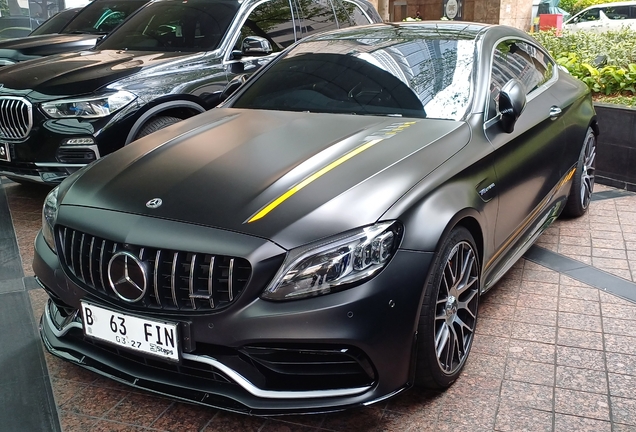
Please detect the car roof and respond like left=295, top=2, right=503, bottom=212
left=577, top=1, right=636, bottom=12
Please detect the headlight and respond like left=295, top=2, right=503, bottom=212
left=262, top=221, right=402, bottom=301
left=41, top=90, right=136, bottom=119
left=42, top=186, right=60, bottom=253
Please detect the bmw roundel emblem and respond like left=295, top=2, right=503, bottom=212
left=146, top=198, right=163, bottom=209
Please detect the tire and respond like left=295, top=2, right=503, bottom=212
left=562, top=127, right=596, bottom=218
left=415, top=226, right=480, bottom=389
left=134, top=116, right=182, bottom=140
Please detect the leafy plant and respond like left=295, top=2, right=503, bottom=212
left=533, top=28, right=636, bottom=96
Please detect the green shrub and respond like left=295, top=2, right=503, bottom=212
left=533, top=28, right=636, bottom=95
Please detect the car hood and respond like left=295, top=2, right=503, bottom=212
left=62, top=108, right=471, bottom=249
left=0, top=49, right=200, bottom=97
left=0, top=34, right=98, bottom=63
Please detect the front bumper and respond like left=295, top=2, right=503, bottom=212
left=0, top=104, right=137, bottom=184
left=34, top=222, right=433, bottom=414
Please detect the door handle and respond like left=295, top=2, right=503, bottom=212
left=549, top=106, right=562, bottom=119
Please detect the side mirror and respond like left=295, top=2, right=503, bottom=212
left=218, top=74, right=249, bottom=104
left=498, top=78, right=526, bottom=134
left=242, top=36, right=273, bottom=56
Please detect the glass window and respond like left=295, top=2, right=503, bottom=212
left=236, top=0, right=295, bottom=53
left=487, top=40, right=554, bottom=120
left=334, top=0, right=371, bottom=28
left=30, top=7, right=81, bottom=36
left=578, top=8, right=600, bottom=22
left=232, top=34, right=476, bottom=120
left=604, top=5, right=630, bottom=20
left=62, top=0, right=147, bottom=34
left=296, top=0, right=338, bottom=37
left=98, top=0, right=240, bottom=51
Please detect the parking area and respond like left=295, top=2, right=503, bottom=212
left=1, top=177, right=636, bottom=432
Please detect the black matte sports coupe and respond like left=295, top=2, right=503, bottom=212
left=35, top=22, right=597, bottom=414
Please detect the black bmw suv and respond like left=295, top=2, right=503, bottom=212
left=0, top=0, right=380, bottom=184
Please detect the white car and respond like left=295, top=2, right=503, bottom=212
left=564, top=1, right=636, bottom=32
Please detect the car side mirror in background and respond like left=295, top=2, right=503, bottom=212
left=242, top=36, right=273, bottom=56
left=498, top=78, right=526, bottom=134
left=218, top=74, right=249, bottom=104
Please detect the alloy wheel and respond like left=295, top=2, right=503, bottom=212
left=580, top=132, right=596, bottom=210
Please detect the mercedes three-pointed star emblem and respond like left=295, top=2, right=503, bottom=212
left=107, top=251, right=148, bottom=303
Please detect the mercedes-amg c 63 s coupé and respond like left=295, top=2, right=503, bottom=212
left=34, top=22, right=598, bottom=414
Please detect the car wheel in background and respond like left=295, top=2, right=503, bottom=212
left=134, top=115, right=182, bottom=140
left=415, top=226, right=480, bottom=389
left=563, top=127, right=596, bottom=217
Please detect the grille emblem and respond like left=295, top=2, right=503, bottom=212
left=146, top=198, right=163, bottom=209
left=108, top=251, right=147, bottom=303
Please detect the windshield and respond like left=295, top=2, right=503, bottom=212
left=232, top=35, right=476, bottom=120
left=61, top=0, right=148, bottom=35
left=97, top=0, right=240, bottom=52
left=30, top=8, right=81, bottom=35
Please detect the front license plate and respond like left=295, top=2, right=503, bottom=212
left=0, top=142, right=9, bottom=161
left=81, top=302, right=179, bottom=361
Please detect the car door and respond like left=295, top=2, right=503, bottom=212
left=484, top=39, right=567, bottom=252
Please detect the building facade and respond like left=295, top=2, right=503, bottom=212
left=378, top=0, right=535, bottom=31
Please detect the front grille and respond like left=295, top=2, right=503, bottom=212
left=0, top=97, right=32, bottom=140
left=57, top=226, right=252, bottom=312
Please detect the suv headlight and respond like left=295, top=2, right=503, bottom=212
left=41, top=90, right=137, bottom=119
left=262, top=221, right=402, bottom=301
left=42, top=186, right=59, bottom=252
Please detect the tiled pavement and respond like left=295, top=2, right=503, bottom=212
left=2, top=177, right=636, bottom=431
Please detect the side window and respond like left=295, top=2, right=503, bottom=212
left=604, top=6, right=630, bottom=20
left=297, top=0, right=338, bottom=37
left=487, top=40, right=555, bottom=120
left=333, top=0, right=372, bottom=27
left=579, top=8, right=600, bottom=21
left=236, top=0, right=296, bottom=53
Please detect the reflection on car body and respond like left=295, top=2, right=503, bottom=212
left=35, top=22, right=597, bottom=414
left=0, top=0, right=380, bottom=184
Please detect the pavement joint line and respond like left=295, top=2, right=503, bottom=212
left=524, top=245, right=636, bottom=304
left=591, top=189, right=636, bottom=201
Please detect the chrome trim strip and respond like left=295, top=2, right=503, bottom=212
left=189, top=253, right=197, bottom=309
left=78, top=233, right=86, bottom=282
left=70, top=230, right=77, bottom=274
left=207, top=256, right=215, bottom=309
left=99, top=239, right=107, bottom=290
left=44, top=300, right=82, bottom=337
left=181, top=353, right=371, bottom=399
left=171, top=252, right=179, bottom=307
left=88, top=237, right=96, bottom=288
left=228, top=258, right=234, bottom=302
left=34, top=162, right=88, bottom=167
left=154, top=249, right=162, bottom=306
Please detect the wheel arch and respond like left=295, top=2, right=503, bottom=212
left=125, top=97, right=207, bottom=144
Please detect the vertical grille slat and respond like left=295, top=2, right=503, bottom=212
left=207, top=256, right=215, bottom=309
left=154, top=249, right=163, bottom=307
left=0, top=97, right=32, bottom=140
left=171, top=252, right=179, bottom=308
left=57, top=226, right=250, bottom=312
left=228, top=258, right=235, bottom=302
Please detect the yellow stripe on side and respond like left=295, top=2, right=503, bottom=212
left=247, top=138, right=383, bottom=223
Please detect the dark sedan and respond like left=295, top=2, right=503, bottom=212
left=0, top=0, right=147, bottom=66
left=34, top=22, right=597, bottom=414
